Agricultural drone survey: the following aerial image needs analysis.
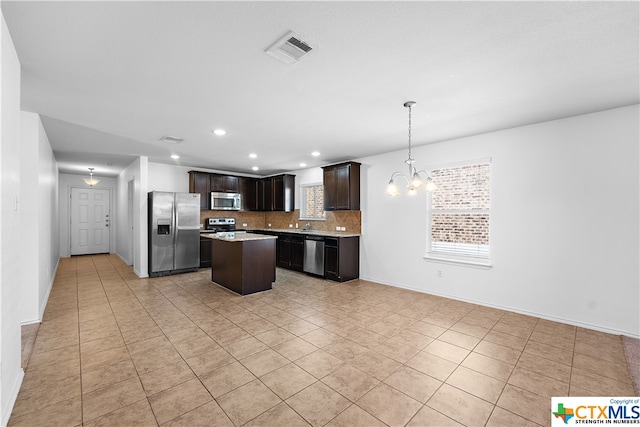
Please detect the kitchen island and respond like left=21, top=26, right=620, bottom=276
left=202, top=232, right=277, bottom=295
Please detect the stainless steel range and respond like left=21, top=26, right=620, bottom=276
left=205, top=217, right=238, bottom=232
left=205, top=217, right=245, bottom=239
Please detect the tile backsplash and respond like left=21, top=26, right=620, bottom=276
left=199, top=210, right=361, bottom=234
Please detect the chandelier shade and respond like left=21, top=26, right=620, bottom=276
left=385, top=101, right=436, bottom=197
left=84, top=168, right=100, bottom=186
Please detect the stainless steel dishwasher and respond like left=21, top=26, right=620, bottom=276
left=303, top=235, right=325, bottom=276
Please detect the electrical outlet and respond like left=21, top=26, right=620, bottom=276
left=268, top=223, right=271, bottom=227
left=289, top=224, right=293, bottom=228
left=336, top=226, right=340, bottom=231
left=242, top=223, right=248, bottom=227
left=341, top=227, right=346, bottom=231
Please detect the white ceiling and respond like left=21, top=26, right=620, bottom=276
left=2, top=1, right=638, bottom=177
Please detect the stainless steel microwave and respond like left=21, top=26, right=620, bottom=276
left=210, top=192, right=241, bottom=210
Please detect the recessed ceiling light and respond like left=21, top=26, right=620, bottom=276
left=311, top=151, right=320, bottom=157
left=212, top=129, right=226, bottom=136
left=170, top=154, right=180, bottom=160
left=299, top=163, right=307, bottom=167
left=249, top=153, right=257, bottom=159
left=252, top=166, right=259, bottom=171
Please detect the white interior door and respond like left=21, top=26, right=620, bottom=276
left=70, top=187, right=111, bottom=255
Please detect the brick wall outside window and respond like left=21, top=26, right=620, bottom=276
left=303, top=184, right=325, bottom=219
left=428, top=162, right=490, bottom=258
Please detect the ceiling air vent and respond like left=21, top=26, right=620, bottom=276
left=266, top=31, right=314, bottom=64
left=159, top=135, right=183, bottom=144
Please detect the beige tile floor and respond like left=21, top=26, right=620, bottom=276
left=9, top=254, right=638, bottom=426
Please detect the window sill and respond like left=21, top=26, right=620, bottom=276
left=423, top=254, right=493, bottom=269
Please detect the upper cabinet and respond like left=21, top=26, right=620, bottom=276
left=210, top=174, right=239, bottom=193
left=188, top=171, right=210, bottom=210
left=272, top=174, right=295, bottom=212
left=322, top=161, right=361, bottom=211
left=259, top=174, right=295, bottom=212
left=240, top=177, right=259, bottom=211
left=189, top=171, right=294, bottom=212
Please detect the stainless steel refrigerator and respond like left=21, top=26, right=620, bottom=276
left=148, top=191, right=200, bottom=277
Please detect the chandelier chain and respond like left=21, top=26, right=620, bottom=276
left=407, top=104, right=412, bottom=160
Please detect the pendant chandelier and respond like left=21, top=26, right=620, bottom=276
left=385, top=101, right=436, bottom=197
left=84, top=168, right=100, bottom=186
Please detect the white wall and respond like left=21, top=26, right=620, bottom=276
left=116, top=156, right=148, bottom=277
left=1, top=12, right=24, bottom=425
left=291, top=167, right=323, bottom=210
left=147, top=163, right=190, bottom=193
left=58, top=173, right=116, bottom=258
left=19, top=113, right=38, bottom=323
left=20, top=112, right=59, bottom=324
left=359, top=105, right=640, bottom=337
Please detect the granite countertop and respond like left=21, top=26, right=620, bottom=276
left=201, top=232, right=277, bottom=242
left=249, top=228, right=361, bottom=238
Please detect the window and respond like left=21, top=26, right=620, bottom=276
left=300, top=183, right=325, bottom=219
left=426, top=160, right=491, bottom=266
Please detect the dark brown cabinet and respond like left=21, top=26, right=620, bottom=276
left=324, top=236, right=359, bottom=282
left=240, top=177, right=259, bottom=211
left=199, top=235, right=211, bottom=268
left=189, top=171, right=211, bottom=210
left=189, top=171, right=294, bottom=212
left=258, top=178, right=272, bottom=211
left=273, top=174, right=295, bottom=212
left=258, top=174, right=295, bottom=212
left=276, top=233, right=304, bottom=271
left=322, top=162, right=360, bottom=211
left=210, top=174, right=239, bottom=193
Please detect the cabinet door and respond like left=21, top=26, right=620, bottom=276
left=324, top=243, right=339, bottom=281
left=262, top=178, right=273, bottom=211
left=323, top=168, right=337, bottom=211
left=282, top=175, right=295, bottom=212
left=224, top=176, right=239, bottom=192
left=277, top=237, right=291, bottom=268
left=335, top=164, right=351, bottom=210
left=200, top=236, right=211, bottom=268
left=290, top=238, right=304, bottom=271
left=189, top=172, right=210, bottom=210
left=241, top=178, right=258, bottom=211
left=210, top=174, right=224, bottom=192
left=273, top=176, right=284, bottom=211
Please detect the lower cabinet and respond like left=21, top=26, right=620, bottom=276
left=265, top=231, right=360, bottom=282
left=324, top=236, right=359, bottom=282
left=200, top=235, right=211, bottom=268
left=277, top=234, right=304, bottom=272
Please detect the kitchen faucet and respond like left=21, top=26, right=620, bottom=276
left=304, top=222, right=311, bottom=231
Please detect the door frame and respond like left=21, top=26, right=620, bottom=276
left=127, top=179, right=134, bottom=265
left=68, top=185, right=113, bottom=256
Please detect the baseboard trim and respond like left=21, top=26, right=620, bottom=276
left=38, top=258, right=59, bottom=321
left=115, top=251, right=131, bottom=266
left=1, top=368, right=24, bottom=427
left=359, top=276, right=640, bottom=339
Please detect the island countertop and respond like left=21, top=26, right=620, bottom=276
left=201, top=232, right=277, bottom=242
left=205, top=232, right=276, bottom=295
